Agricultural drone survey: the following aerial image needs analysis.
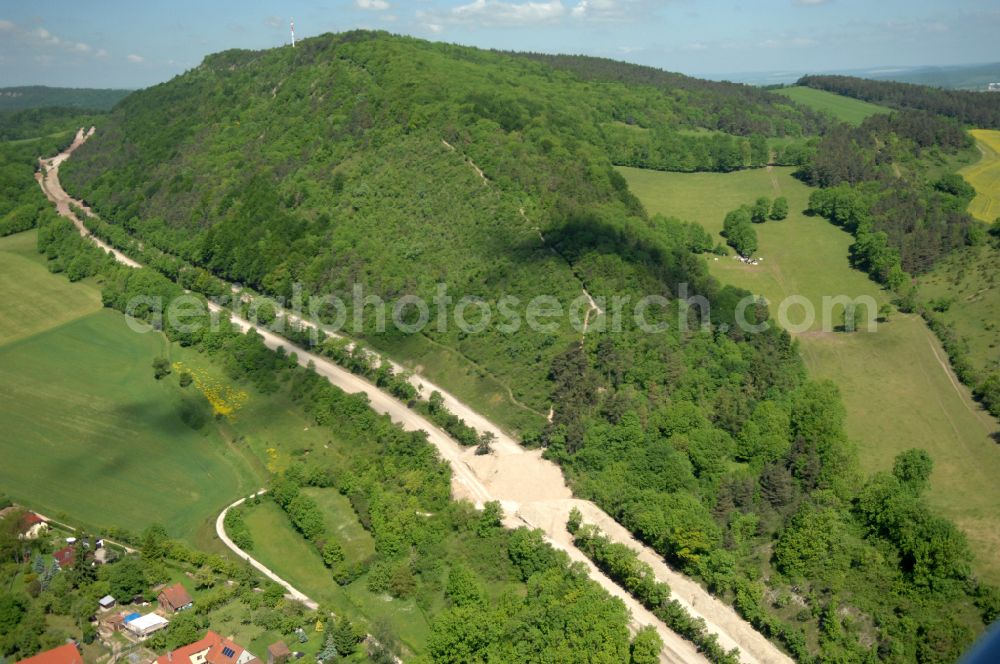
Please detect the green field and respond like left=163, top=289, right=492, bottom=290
left=961, top=129, right=1000, bottom=222
left=0, top=231, right=102, bottom=345
left=0, top=230, right=265, bottom=540
left=621, top=165, right=1000, bottom=582
left=919, top=244, right=1000, bottom=378
left=776, top=86, right=891, bottom=125
left=241, top=498, right=430, bottom=656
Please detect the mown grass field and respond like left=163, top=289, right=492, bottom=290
left=960, top=129, right=1000, bottom=222
left=0, top=231, right=101, bottom=344
left=621, top=165, right=1000, bottom=583
left=0, top=230, right=263, bottom=541
left=776, top=86, right=891, bottom=125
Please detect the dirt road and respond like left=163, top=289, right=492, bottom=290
left=39, top=130, right=795, bottom=664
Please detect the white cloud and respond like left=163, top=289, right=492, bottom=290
left=571, top=0, right=638, bottom=21
left=0, top=20, right=14, bottom=31
left=418, top=0, right=654, bottom=31
left=448, top=0, right=567, bottom=26
left=793, top=0, right=829, bottom=5
left=357, top=0, right=390, bottom=9
left=72, top=42, right=91, bottom=52
left=126, top=54, right=144, bottom=63
left=34, top=27, right=60, bottom=45
left=95, top=48, right=109, bottom=58
left=265, top=15, right=284, bottom=29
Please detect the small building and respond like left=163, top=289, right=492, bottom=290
left=267, top=640, right=290, bottom=664
left=98, top=595, right=116, bottom=610
left=155, top=630, right=259, bottom=664
left=15, top=643, right=84, bottom=664
left=18, top=513, right=49, bottom=540
left=124, top=613, right=169, bottom=638
left=53, top=545, right=75, bottom=569
left=157, top=582, right=194, bottom=613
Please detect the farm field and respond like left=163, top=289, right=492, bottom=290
left=0, top=230, right=267, bottom=540
left=0, top=230, right=101, bottom=344
left=621, top=165, right=1000, bottom=583
left=960, top=128, right=1000, bottom=222
left=775, top=85, right=891, bottom=125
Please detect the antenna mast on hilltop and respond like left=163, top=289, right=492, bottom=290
left=290, top=18, right=296, bottom=48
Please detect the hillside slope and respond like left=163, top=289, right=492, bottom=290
left=57, top=33, right=998, bottom=661
left=61, top=31, right=818, bottom=418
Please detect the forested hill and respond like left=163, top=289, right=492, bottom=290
left=515, top=52, right=828, bottom=136
left=797, top=75, right=1000, bottom=128
left=59, top=32, right=999, bottom=660
left=60, top=29, right=818, bottom=407
left=0, top=85, right=131, bottom=111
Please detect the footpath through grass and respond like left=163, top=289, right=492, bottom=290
left=960, top=129, right=1000, bottom=222
left=621, top=166, right=1000, bottom=583
left=775, top=86, right=891, bottom=126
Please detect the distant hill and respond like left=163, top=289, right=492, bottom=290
left=715, top=62, right=1000, bottom=91
left=0, top=86, right=131, bottom=111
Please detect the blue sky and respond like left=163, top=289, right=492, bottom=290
left=1, top=0, right=998, bottom=89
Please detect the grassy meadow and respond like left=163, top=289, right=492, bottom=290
left=621, top=165, right=1000, bottom=583
left=918, top=243, right=1000, bottom=379
left=960, top=129, right=1000, bottom=222
left=241, top=497, right=431, bottom=656
left=776, top=86, right=891, bottom=125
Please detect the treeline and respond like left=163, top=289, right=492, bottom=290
left=570, top=517, right=742, bottom=664
left=0, top=129, right=79, bottom=237
left=222, top=505, right=254, bottom=550
left=801, top=110, right=979, bottom=278
left=517, top=52, right=828, bottom=137
left=602, top=124, right=770, bottom=172
left=799, top=74, right=1000, bottom=129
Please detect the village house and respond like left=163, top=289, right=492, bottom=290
left=15, top=643, right=84, bottom=664
left=52, top=545, right=75, bottom=569
left=155, top=631, right=260, bottom=664
left=124, top=612, right=169, bottom=639
left=157, top=582, right=194, bottom=613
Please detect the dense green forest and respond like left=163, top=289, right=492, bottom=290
left=45, top=31, right=999, bottom=661
left=798, top=75, right=1000, bottom=129
left=0, top=86, right=130, bottom=112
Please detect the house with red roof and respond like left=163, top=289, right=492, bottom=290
left=15, top=643, right=83, bottom=664
left=52, top=545, right=75, bottom=569
left=157, top=582, right=194, bottom=613
left=155, top=631, right=260, bottom=664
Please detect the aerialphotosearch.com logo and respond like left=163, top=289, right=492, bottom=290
left=123, top=282, right=881, bottom=339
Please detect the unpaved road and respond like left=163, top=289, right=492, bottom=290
left=215, top=491, right=319, bottom=610
left=40, top=130, right=794, bottom=664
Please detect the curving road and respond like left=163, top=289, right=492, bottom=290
left=214, top=491, right=319, bottom=610
left=39, top=129, right=795, bottom=664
